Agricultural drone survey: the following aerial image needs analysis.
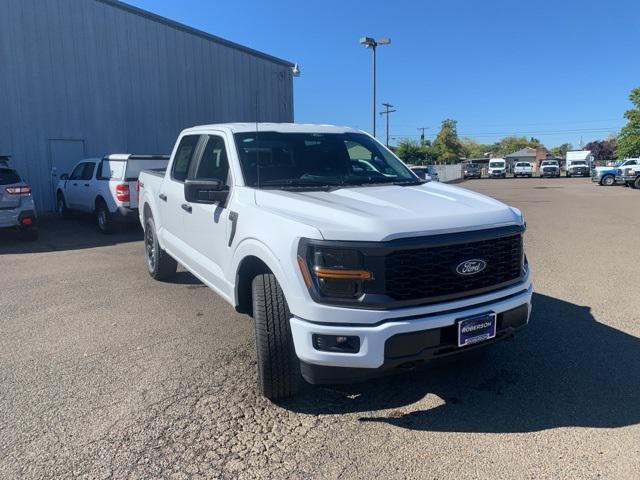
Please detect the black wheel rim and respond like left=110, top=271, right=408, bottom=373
left=145, top=227, right=155, bottom=271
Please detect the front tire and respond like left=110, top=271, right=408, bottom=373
left=144, top=216, right=177, bottom=280
left=56, top=192, right=71, bottom=219
left=634, top=177, right=640, bottom=189
left=252, top=273, right=300, bottom=400
left=601, top=175, right=615, bottom=186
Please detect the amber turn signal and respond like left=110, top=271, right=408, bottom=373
left=312, top=267, right=372, bottom=280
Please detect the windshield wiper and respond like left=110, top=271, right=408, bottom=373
left=344, top=177, right=425, bottom=187
left=258, top=179, right=345, bottom=190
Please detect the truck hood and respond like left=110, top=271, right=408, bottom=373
left=255, top=182, right=522, bottom=241
left=594, top=166, right=616, bottom=173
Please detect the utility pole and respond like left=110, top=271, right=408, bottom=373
left=379, top=102, right=396, bottom=147
left=417, top=127, right=429, bottom=145
left=359, top=37, right=391, bottom=138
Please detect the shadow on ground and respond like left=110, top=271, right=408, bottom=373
left=0, top=214, right=142, bottom=254
left=282, top=293, right=640, bottom=433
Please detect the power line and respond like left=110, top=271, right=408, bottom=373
left=379, top=103, right=396, bottom=147
left=391, top=126, right=619, bottom=139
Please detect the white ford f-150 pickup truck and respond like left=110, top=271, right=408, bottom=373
left=138, top=123, right=532, bottom=399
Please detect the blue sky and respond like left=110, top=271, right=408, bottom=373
left=127, top=0, right=640, bottom=148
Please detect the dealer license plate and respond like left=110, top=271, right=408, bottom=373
left=457, top=312, right=497, bottom=347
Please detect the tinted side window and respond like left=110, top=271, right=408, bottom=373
left=70, top=163, right=85, bottom=180
left=81, top=162, right=96, bottom=180
left=172, top=135, right=200, bottom=182
left=193, top=135, right=230, bottom=183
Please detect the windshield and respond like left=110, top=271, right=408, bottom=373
left=516, top=163, right=530, bottom=167
left=489, top=162, right=504, bottom=168
left=233, top=132, right=418, bottom=188
left=466, top=164, right=479, bottom=169
left=571, top=161, right=587, bottom=166
left=541, top=161, right=557, bottom=166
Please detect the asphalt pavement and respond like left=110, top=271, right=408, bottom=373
left=1, top=177, right=639, bottom=479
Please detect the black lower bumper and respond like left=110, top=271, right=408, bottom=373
left=300, top=303, right=529, bottom=385
left=115, top=207, right=138, bottom=223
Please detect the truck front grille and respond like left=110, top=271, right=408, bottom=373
left=543, top=167, right=556, bottom=173
left=384, top=234, right=523, bottom=302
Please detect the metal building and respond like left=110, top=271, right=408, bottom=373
left=0, top=0, right=294, bottom=210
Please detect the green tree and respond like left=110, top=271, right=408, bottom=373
left=549, top=143, right=572, bottom=159
left=433, top=119, right=464, bottom=164
left=616, top=86, right=640, bottom=158
left=461, top=138, right=491, bottom=159
left=490, top=136, right=543, bottom=157
left=395, top=139, right=425, bottom=164
left=394, top=138, right=436, bottom=165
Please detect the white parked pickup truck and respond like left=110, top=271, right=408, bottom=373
left=56, top=154, right=168, bottom=233
left=138, top=123, right=533, bottom=399
left=513, top=162, right=533, bottom=178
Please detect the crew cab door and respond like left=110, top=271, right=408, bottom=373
left=157, top=134, right=201, bottom=254
left=65, top=162, right=89, bottom=209
left=75, top=161, right=97, bottom=211
left=180, top=133, right=233, bottom=295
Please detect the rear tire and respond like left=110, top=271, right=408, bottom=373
left=96, top=201, right=114, bottom=234
left=634, top=177, right=640, bottom=189
left=144, top=216, right=177, bottom=280
left=601, top=175, right=615, bottom=186
left=252, top=273, right=300, bottom=400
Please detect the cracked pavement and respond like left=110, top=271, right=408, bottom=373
left=1, top=178, right=640, bottom=479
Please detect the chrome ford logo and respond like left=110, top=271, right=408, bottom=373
left=456, top=259, right=487, bottom=276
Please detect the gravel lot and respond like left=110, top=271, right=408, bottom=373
left=1, top=178, right=639, bottom=479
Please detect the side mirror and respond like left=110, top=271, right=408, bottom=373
left=60, top=173, right=69, bottom=180
left=184, top=178, right=229, bottom=204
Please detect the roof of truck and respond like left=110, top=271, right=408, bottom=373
left=104, top=154, right=170, bottom=161
left=183, top=123, right=363, bottom=135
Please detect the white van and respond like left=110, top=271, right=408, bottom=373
left=488, top=158, right=507, bottom=178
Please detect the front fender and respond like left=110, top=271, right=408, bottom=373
left=229, top=238, right=294, bottom=306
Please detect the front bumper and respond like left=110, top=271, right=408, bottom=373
left=540, top=170, right=559, bottom=177
left=569, top=169, right=589, bottom=176
left=289, top=279, right=533, bottom=375
left=489, top=171, right=505, bottom=177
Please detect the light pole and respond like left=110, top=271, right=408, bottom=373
left=359, top=36, right=390, bottom=138
left=379, top=103, right=396, bottom=147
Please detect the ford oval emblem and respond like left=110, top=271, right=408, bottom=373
left=456, top=259, right=487, bottom=276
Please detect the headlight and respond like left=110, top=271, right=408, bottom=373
left=297, top=245, right=372, bottom=299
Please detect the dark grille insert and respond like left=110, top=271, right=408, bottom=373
left=384, top=234, right=523, bottom=302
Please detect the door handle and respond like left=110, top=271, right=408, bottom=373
left=72, top=183, right=78, bottom=186
left=159, top=193, right=167, bottom=201
left=84, top=183, right=90, bottom=187
left=181, top=203, right=192, bottom=213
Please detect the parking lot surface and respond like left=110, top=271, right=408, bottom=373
left=2, top=178, right=639, bottom=479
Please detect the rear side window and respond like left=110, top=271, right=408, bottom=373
left=0, top=168, right=21, bottom=185
left=193, top=135, right=230, bottom=183
left=98, top=160, right=126, bottom=180
left=172, top=135, right=200, bottom=182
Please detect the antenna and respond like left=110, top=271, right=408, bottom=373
left=255, top=91, right=260, bottom=189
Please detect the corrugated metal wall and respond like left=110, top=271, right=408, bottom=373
left=0, top=0, right=294, bottom=210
